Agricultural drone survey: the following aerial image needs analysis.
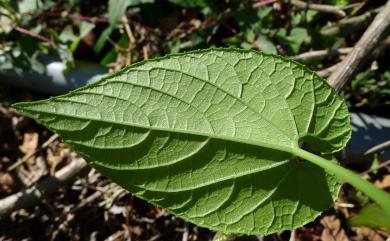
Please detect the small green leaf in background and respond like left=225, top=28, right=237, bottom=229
left=14, top=48, right=350, bottom=235
left=79, top=21, right=95, bottom=39
left=168, top=0, right=208, bottom=8
left=277, top=28, right=308, bottom=54
left=18, top=0, right=42, bottom=14
left=291, top=10, right=318, bottom=25
left=351, top=68, right=376, bottom=92
left=59, top=25, right=77, bottom=44
left=100, top=35, right=129, bottom=65
left=60, top=22, right=95, bottom=54
left=349, top=205, right=390, bottom=230
left=94, top=0, right=128, bottom=53
left=255, top=34, right=277, bottom=54
left=164, top=38, right=181, bottom=54
left=0, top=7, right=14, bottom=34
left=289, top=28, right=308, bottom=53
left=94, top=27, right=113, bottom=54
left=128, top=0, right=155, bottom=6
left=108, top=0, right=154, bottom=25
left=383, top=70, right=390, bottom=81
left=108, top=0, right=130, bottom=26
left=95, top=0, right=154, bottom=54
left=350, top=68, right=390, bottom=107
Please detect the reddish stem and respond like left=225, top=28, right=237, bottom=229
left=40, top=12, right=109, bottom=23
left=252, top=0, right=277, bottom=8
left=14, top=27, right=54, bottom=45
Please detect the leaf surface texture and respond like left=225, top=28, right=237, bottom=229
left=14, top=48, right=351, bottom=235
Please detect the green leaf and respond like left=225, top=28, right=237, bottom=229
left=101, top=0, right=153, bottom=53
left=108, top=0, right=154, bottom=26
left=94, top=27, right=113, bottom=54
left=168, top=0, right=208, bottom=8
left=100, top=35, right=129, bottom=65
left=349, top=205, right=390, bottom=230
left=79, top=21, right=95, bottom=39
left=289, top=28, right=308, bottom=54
left=277, top=28, right=308, bottom=54
left=108, top=0, right=129, bottom=26
left=384, top=70, right=390, bottom=80
left=59, top=25, right=79, bottom=52
left=128, top=0, right=154, bottom=6
left=255, top=35, right=277, bottom=54
left=13, top=48, right=350, bottom=235
left=18, top=0, right=43, bottom=14
left=59, top=25, right=77, bottom=43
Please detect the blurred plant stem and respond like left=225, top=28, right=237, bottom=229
left=212, top=232, right=236, bottom=241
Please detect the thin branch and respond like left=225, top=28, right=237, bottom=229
left=212, top=232, right=236, bottom=241
left=0, top=157, right=89, bottom=220
left=334, top=202, right=355, bottom=208
left=182, top=223, right=189, bottom=241
left=253, top=0, right=347, bottom=17
left=364, top=140, right=390, bottom=156
left=14, top=27, right=55, bottom=46
left=252, top=0, right=277, bottom=8
left=312, top=36, right=390, bottom=78
left=316, top=63, right=340, bottom=78
left=121, top=16, right=136, bottom=44
left=360, top=159, right=390, bottom=176
left=327, top=1, right=390, bottom=91
left=40, top=12, right=109, bottom=23
left=8, top=134, right=59, bottom=171
left=290, top=0, right=346, bottom=17
left=293, top=47, right=352, bottom=63
left=143, top=45, right=149, bottom=59
left=289, top=230, right=296, bottom=241
left=321, top=7, right=382, bottom=36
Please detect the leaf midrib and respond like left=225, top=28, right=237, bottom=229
left=17, top=103, right=298, bottom=155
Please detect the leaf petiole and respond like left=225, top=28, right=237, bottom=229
left=293, top=148, right=390, bottom=217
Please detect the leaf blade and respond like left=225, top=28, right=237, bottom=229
left=14, top=48, right=350, bottom=235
